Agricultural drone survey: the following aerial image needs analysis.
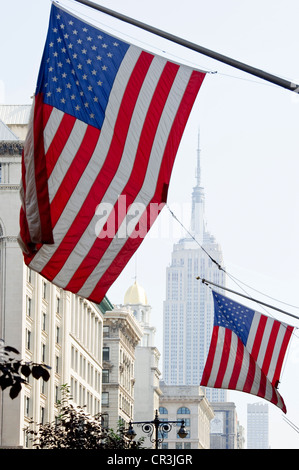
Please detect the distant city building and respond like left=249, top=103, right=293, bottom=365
left=237, top=420, right=246, bottom=449
left=247, top=402, right=269, bottom=449
left=210, top=402, right=238, bottom=449
left=101, top=306, right=143, bottom=431
left=123, top=281, right=162, bottom=448
left=159, top=381, right=214, bottom=449
left=163, top=133, right=226, bottom=402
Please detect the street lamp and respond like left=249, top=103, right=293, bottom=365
left=126, top=409, right=188, bottom=449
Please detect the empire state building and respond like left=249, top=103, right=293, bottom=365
left=163, top=134, right=227, bottom=402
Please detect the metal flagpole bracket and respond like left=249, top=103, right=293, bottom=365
left=197, top=276, right=299, bottom=322
left=74, top=0, right=299, bottom=93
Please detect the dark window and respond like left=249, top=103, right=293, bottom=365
left=102, top=369, right=109, bottom=383
left=103, top=347, right=109, bottom=361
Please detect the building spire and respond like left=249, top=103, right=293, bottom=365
left=191, top=128, right=205, bottom=240
left=196, top=128, right=201, bottom=187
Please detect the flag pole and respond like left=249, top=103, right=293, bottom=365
left=197, top=276, right=299, bottom=322
left=73, top=0, right=299, bottom=93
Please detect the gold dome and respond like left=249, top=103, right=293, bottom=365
left=124, top=281, right=148, bottom=305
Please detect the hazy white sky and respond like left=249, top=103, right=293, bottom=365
left=3, top=0, right=299, bottom=448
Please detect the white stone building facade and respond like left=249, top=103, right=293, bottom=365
left=159, top=382, right=214, bottom=449
left=101, top=307, right=143, bottom=431
left=247, top=402, right=269, bottom=449
left=163, top=135, right=226, bottom=403
left=0, top=108, right=105, bottom=448
left=210, top=402, right=239, bottom=449
left=123, top=281, right=162, bottom=448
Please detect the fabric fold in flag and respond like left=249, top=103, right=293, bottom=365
left=18, top=3, right=206, bottom=302
left=201, top=291, right=294, bottom=413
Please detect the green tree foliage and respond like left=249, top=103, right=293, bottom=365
left=0, top=340, right=50, bottom=399
left=25, top=384, right=144, bottom=449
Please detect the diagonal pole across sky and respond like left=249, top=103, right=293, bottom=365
left=74, top=0, right=299, bottom=93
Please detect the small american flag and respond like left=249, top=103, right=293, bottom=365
left=18, top=3, right=205, bottom=302
left=201, top=291, right=294, bottom=413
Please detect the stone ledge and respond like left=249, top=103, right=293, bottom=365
left=0, top=141, right=24, bottom=155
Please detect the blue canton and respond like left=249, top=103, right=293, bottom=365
left=212, top=291, right=255, bottom=345
left=36, top=4, right=130, bottom=128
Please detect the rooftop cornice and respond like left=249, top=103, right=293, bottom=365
left=0, top=141, right=24, bottom=155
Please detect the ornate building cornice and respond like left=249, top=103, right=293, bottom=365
left=0, top=185, right=20, bottom=191
left=0, top=141, right=24, bottom=155
left=0, top=236, right=18, bottom=243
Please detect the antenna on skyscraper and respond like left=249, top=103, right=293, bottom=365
left=134, top=254, right=138, bottom=282
left=196, top=128, right=201, bottom=187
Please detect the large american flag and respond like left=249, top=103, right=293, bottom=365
left=201, top=291, right=294, bottom=413
left=18, top=3, right=205, bottom=302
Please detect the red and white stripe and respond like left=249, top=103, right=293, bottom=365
left=19, top=43, right=205, bottom=302
left=201, top=316, right=293, bottom=413
left=246, top=311, right=293, bottom=387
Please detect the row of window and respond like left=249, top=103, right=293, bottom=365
left=159, top=406, right=191, bottom=440
left=102, top=394, right=134, bottom=420
left=159, top=406, right=190, bottom=415
left=71, top=345, right=101, bottom=389
left=70, top=377, right=101, bottom=415
left=71, top=298, right=102, bottom=361
left=161, top=442, right=192, bottom=449
left=102, top=393, right=133, bottom=418
left=25, top=327, right=60, bottom=361
left=26, top=307, right=61, bottom=337
left=103, top=347, right=134, bottom=394
left=24, top=383, right=60, bottom=418
left=24, top=396, right=47, bottom=422
left=26, top=280, right=51, bottom=304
